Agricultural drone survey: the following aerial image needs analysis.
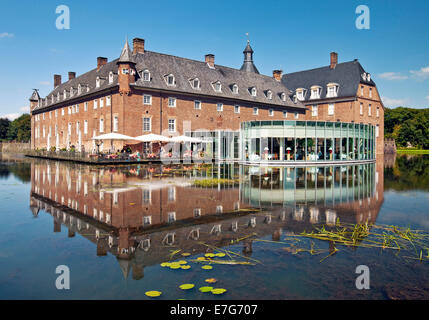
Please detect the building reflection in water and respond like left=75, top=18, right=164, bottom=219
left=29, top=157, right=384, bottom=280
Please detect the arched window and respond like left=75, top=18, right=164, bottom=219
left=212, top=81, right=221, bottom=92
left=266, top=90, right=273, bottom=99
left=191, top=78, right=200, bottom=89
left=281, top=92, right=286, bottom=101
left=232, top=84, right=238, bottom=94
left=250, top=87, right=257, bottom=97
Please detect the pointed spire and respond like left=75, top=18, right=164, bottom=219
left=117, top=257, right=131, bottom=280
left=240, top=40, right=259, bottom=74
left=29, top=89, right=40, bottom=102
left=117, top=38, right=135, bottom=64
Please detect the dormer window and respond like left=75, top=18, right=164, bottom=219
left=164, top=74, right=175, bottom=86
left=296, top=88, right=306, bottom=101
left=109, top=72, right=114, bottom=84
left=250, top=87, right=257, bottom=97
left=310, top=86, right=322, bottom=99
left=367, top=73, right=371, bottom=81
left=70, top=87, right=74, bottom=97
left=326, top=83, right=339, bottom=98
left=96, top=77, right=100, bottom=88
left=57, top=92, right=60, bottom=101
left=280, top=92, right=286, bottom=102
left=142, top=70, right=150, bottom=81
left=77, top=84, right=81, bottom=95
left=86, top=85, right=90, bottom=93
left=212, top=81, right=221, bottom=92
left=266, top=90, right=273, bottom=100
left=190, top=78, right=200, bottom=89
left=232, top=84, right=238, bottom=94
left=63, top=90, right=67, bottom=100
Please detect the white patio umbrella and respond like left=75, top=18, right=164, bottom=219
left=134, top=133, right=172, bottom=142
left=92, top=133, right=140, bottom=153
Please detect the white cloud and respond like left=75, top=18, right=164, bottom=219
left=20, top=106, right=29, bottom=112
left=425, top=95, right=429, bottom=100
left=378, top=72, right=408, bottom=80
left=0, top=113, right=21, bottom=120
left=410, top=66, right=429, bottom=79
left=0, top=32, right=14, bottom=38
left=39, top=81, right=50, bottom=86
left=382, top=97, right=407, bottom=107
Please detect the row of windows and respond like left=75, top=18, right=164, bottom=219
left=139, top=70, right=287, bottom=101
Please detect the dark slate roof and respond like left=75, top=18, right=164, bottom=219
left=118, top=40, right=135, bottom=64
left=240, top=42, right=260, bottom=74
left=33, top=42, right=304, bottom=112
left=132, top=51, right=300, bottom=108
left=282, top=60, right=376, bottom=101
left=33, top=59, right=119, bottom=112
left=29, top=89, right=40, bottom=102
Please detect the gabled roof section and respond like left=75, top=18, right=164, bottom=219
left=117, top=40, right=135, bottom=64
left=29, top=89, right=40, bottom=102
left=282, top=60, right=376, bottom=101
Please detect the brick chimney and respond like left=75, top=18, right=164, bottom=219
left=54, top=74, right=61, bottom=88
left=205, top=54, right=215, bottom=68
left=273, top=70, right=283, bottom=81
left=68, top=72, right=76, bottom=81
left=133, top=38, right=145, bottom=54
left=97, top=57, right=108, bottom=71
left=330, top=52, right=338, bottom=69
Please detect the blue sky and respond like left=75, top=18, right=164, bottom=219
left=1, top=0, right=428, bottom=120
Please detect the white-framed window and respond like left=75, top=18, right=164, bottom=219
left=61, top=108, right=65, bottom=116
left=253, top=107, right=258, bottom=115
left=166, top=74, right=175, bottom=86
left=94, top=99, right=98, bottom=109
left=168, top=119, right=176, bottom=133
left=213, top=81, right=222, bottom=92
left=283, top=111, right=287, bottom=118
left=361, top=86, right=364, bottom=96
left=84, top=102, right=88, bottom=111
left=113, top=116, right=119, bottom=132
left=281, top=92, right=286, bottom=102
left=266, top=90, right=273, bottom=100
left=142, top=70, right=150, bottom=81
left=68, top=122, right=72, bottom=135
left=43, top=126, right=46, bottom=138
left=216, top=205, right=223, bottom=214
left=360, top=103, right=363, bottom=115
left=72, top=105, right=75, bottom=114
left=310, top=86, right=321, bottom=99
left=232, top=84, right=238, bottom=94
left=122, top=68, right=129, bottom=75
left=84, top=120, right=88, bottom=134
left=99, top=118, right=104, bottom=132
left=143, top=215, right=152, bottom=226
left=193, top=208, right=201, bottom=218
left=369, top=88, right=372, bottom=98
left=63, top=90, right=67, bottom=100
left=311, top=105, right=318, bottom=116
left=376, top=125, right=379, bottom=137
left=77, top=84, right=82, bottom=95
left=68, top=106, right=71, bottom=115
left=96, top=77, right=100, bottom=88
left=55, top=110, right=58, bottom=118
left=328, top=103, right=335, bottom=115
left=268, top=109, right=274, bottom=116
left=168, top=187, right=176, bottom=202
left=296, top=89, right=305, bottom=101
left=376, top=107, right=380, bottom=118
left=191, top=78, right=200, bottom=89
left=194, top=100, right=201, bottom=110
left=143, top=94, right=152, bottom=105
left=294, top=112, right=299, bottom=119
left=168, top=97, right=176, bottom=107
left=326, top=83, right=339, bottom=98
left=99, top=98, right=104, bottom=108
left=109, top=72, right=114, bottom=84
left=106, top=96, right=111, bottom=106
left=250, top=87, right=257, bottom=97
left=57, top=92, right=60, bottom=101
left=217, top=103, right=223, bottom=112
left=143, top=117, right=151, bottom=132
left=368, top=104, right=372, bottom=116
left=76, top=121, right=80, bottom=135
left=143, top=189, right=151, bottom=204
left=168, top=212, right=176, bottom=223
left=234, top=105, right=240, bottom=113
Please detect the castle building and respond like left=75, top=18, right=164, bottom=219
left=29, top=37, right=384, bottom=163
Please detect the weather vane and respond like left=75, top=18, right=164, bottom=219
left=245, top=32, right=249, bottom=44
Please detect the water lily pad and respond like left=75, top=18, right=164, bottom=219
left=202, top=265, right=213, bottom=270
left=160, top=262, right=171, bottom=267
left=205, top=253, right=215, bottom=258
left=205, top=278, right=217, bottom=284
left=181, top=253, right=191, bottom=257
left=181, top=265, right=191, bottom=270
left=145, top=291, right=162, bottom=297
left=197, top=257, right=206, bottom=261
left=211, top=288, right=227, bottom=295
left=179, top=284, right=195, bottom=290
left=169, top=263, right=181, bottom=269
left=199, top=286, right=213, bottom=293
left=215, top=253, right=226, bottom=257
left=177, top=260, right=187, bottom=265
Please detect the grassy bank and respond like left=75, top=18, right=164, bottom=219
left=396, top=149, right=429, bottom=154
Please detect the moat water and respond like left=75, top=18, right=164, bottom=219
left=0, top=153, right=428, bottom=300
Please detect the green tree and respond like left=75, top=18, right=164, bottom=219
left=0, top=118, right=10, bottom=140
left=7, top=114, right=31, bottom=142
